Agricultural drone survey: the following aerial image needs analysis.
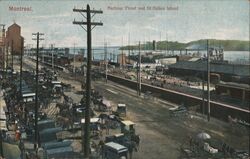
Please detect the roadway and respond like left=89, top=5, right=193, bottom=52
left=93, top=80, right=249, bottom=158
left=21, top=57, right=249, bottom=158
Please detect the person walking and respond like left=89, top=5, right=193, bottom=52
left=18, top=139, right=25, bottom=159
left=98, top=140, right=105, bottom=159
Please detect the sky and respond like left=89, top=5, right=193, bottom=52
left=0, top=0, right=249, bottom=47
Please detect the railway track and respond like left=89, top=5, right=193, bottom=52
left=24, top=57, right=250, bottom=123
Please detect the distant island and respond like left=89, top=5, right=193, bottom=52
left=120, top=39, right=250, bottom=51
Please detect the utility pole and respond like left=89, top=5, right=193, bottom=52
left=73, top=5, right=103, bottom=158
left=109, top=52, right=112, bottom=62
left=51, top=44, right=54, bottom=72
left=207, top=39, right=210, bottom=121
left=159, top=31, right=161, bottom=44
left=42, top=44, right=45, bottom=63
left=6, top=42, right=9, bottom=73
left=104, top=40, right=108, bottom=83
left=121, top=37, right=124, bottom=69
left=82, top=49, right=85, bottom=76
left=32, top=32, right=44, bottom=151
left=11, top=40, right=14, bottom=73
left=73, top=43, right=76, bottom=74
left=137, top=41, right=141, bottom=96
left=166, top=32, right=168, bottom=55
left=0, top=129, right=3, bottom=158
left=144, top=38, right=146, bottom=54
left=20, top=38, right=24, bottom=98
left=202, top=71, right=205, bottom=117
left=128, top=32, right=130, bottom=64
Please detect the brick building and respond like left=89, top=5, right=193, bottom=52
left=0, top=26, right=5, bottom=69
left=5, top=23, right=24, bottom=55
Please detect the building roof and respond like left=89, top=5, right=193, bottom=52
left=169, top=60, right=250, bottom=76
left=105, top=142, right=128, bottom=151
left=188, top=57, right=200, bottom=62
left=22, top=93, right=35, bottom=97
left=121, top=120, right=135, bottom=126
left=114, top=133, right=124, bottom=137
left=42, top=141, right=72, bottom=150
left=46, top=146, right=73, bottom=156
left=52, top=81, right=61, bottom=84
left=216, top=82, right=250, bottom=91
left=39, top=127, right=62, bottom=135
left=81, top=118, right=100, bottom=124
left=118, top=103, right=126, bottom=107
left=8, top=23, right=21, bottom=29
left=38, top=119, right=55, bottom=131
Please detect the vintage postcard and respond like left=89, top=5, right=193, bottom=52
left=0, top=0, right=249, bottom=159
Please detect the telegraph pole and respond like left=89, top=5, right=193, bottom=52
left=73, top=43, right=76, bottom=74
left=104, top=40, right=108, bottom=83
left=42, top=44, right=45, bottom=63
left=73, top=5, right=103, bottom=158
left=0, top=129, right=3, bottom=158
left=207, top=39, right=210, bottom=121
left=121, top=37, right=124, bottom=69
left=166, top=32, right=168, bottom=55
left=137, top=42, right=141, bottom=96
left=11, top=40, right=13, bottom=73
left=202, top=71, right=205, bottom=117
left=82, top=49, right=85, bottom=76
left=6, top=42, right=9, bottom=74
left=32, top=32, right=44, bottom=151
left=51, top=44, right=54, bottom=72
left=128, top=32, right=130, bottom=64
left=20, top=38, right=24, bottom=97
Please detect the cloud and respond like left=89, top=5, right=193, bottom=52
left=213, top=28, right=247, bottom=40
left=55, top=36, right=83, bottom=47
left=29, top=13, right=71, bottom=20
left=2, top=1, right=248, bottom=47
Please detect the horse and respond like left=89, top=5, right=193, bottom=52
left=56, top=103, right=71, bottom=113
left=56, top=116, right=73, bottom=129
left=124, top=140, right=137, bottom=159
left=131, top=134, right=140, bottom=151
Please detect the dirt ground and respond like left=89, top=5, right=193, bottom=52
left=57, top=72, right=249, bottom=159
left=20, top=58, right=249, bottom=159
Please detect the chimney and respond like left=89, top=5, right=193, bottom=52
left=153, top=40, right=157, bottom=51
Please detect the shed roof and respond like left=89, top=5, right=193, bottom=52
left=121, top=120, right=135, bottom=126
left=216, top=82, right=250, bottom=91
left=118, top=103, right=126, bottom=107
left=52, top=81, right=61, bottom=84
left=22, top=93, right=35, bottom=97
left=46, top=146, right=73, bottom=155
left=169, top=61, right=250, bottom=76
left=81, top=118, right=100, bottom=124
left=105, top=142, right=128, bottom=151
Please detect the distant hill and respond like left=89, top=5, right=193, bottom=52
left=120, top=39, right=249, bottom=51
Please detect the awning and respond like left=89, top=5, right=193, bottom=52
left=81, top=118, right=100, bottom=124
left=121, top=120, right=135, bottom=126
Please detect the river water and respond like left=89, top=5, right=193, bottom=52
left=69, top=47, right=249, bottom=64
